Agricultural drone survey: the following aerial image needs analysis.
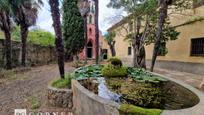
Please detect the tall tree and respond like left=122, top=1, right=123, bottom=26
left=78, top=0, right=90, bottom=64
left=11, top=0, right=43, bottom=66
left=108, top=0, right=180, bottom=69
left=49, top=0, right=65, bottom=79
left=0, top=0, right=12, bottom=69
left=150, top=0, right=193, bottom=71
left=63, top=0, right=85, bottom=62
left=104, top=32, right=116, bottom=57
left=151, top=0, right=170, bottom=71
left=95, top=0, right=99, bottom=64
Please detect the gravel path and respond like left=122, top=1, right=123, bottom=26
left=0, top=63, right=75, bottom=115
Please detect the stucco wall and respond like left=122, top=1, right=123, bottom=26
left=106, top=6, right=204, bottom=66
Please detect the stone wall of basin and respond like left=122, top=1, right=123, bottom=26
left=47, top=85, right=73, bottom=109
left=72, top=79, right=120, bottom=115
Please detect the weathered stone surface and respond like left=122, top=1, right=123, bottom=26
left=0, top=39, right=56, bottom=68
left=72, top=79, right=120, bottom=115
left=47, top=86, right=73, bottom=109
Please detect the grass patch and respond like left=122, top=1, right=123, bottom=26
left=27, top=96, right=41, bottom=110
left=119, top=104, right=162, bottom=115
left=51, top=73, right=73, bottom=89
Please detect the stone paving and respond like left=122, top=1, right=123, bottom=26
left=154, top=68, right=204, bottom=92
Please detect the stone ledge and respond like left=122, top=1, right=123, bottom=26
left=47, top=85, right=73, bottom=109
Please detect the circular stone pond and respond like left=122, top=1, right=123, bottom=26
left=72, top=65, right=204, bottom=115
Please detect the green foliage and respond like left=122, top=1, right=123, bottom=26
left=0, top=29, right=55, bottom=46
left=74, top=64, right=166, bottom=83
left=51, top=73, right=74, bottom=88
left=119, top=104, right=162, bottom=115
left=11, top=26, right=21, bottom=41
left=127, top=67, right=167, bottom=83
left=27, top=96, right=41, bottom=110
left=108, top=57, right=123, bottom=66
left=104, top=31, right=116, bottom=45
left=27, top=29, right=55, bottom=46
left=75, top=65, right=103, bottom=79
left=121, top=82, right=165, bottom=108
left=102, top=64, right=127, bottom=77
left=63, top=0, right=85, bottom=56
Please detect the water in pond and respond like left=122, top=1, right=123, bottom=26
left=79, top=77, right=199, bottom=110
left=97, top=77, right=121, bottom=102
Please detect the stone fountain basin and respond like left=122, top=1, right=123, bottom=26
left=72, top=72, right=204, bottom=115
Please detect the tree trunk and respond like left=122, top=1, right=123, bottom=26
left=109, top=45, right=115, bottom=57
left=95, top=0, right=99, bottom=64
left=49, top=0, right=65, bottom=79
left=150, top=0, right=168, bottom=72
left=132, top=17, right=146, bottom=68
left=0, top=12, right=12, bottom=69
left=133, top=44, right=139, bottom=67
left=20, top=24, right=28, bottom=66
left=4, top=31, right=12, bottom=69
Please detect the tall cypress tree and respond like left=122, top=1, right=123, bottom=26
left=63, top=0, right=85, bottom=59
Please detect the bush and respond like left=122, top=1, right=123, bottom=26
left=119, top=104, right=162, bottom=115
left=102, top=64, right=127, bottom=77
left=108, top=57, right=122, bottom=67
left=51, top=73, right=74, bottom=88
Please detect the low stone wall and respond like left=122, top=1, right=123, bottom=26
left=121, top=56, right=204, bottom=75
left=0, top=39, right=56, bottom=68
left=147, top=60, right=204, bottom=75
left=72, top=79, right=120, bottom=115
left=47, top=86, right=73, bottom=109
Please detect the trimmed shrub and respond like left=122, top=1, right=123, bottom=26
left=108, top=57, right=122, bottom=67
left=102, top=64, right=127, bottom=77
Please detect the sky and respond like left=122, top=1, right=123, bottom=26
left=36, top=0, right=126, bottom=35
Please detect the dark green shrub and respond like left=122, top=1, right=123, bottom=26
left=102, top=64, right=127, bottom=77
left=108, top=57, right=123, bottom=66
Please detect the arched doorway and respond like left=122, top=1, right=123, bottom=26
left=87, top=41, right=93, bottom=58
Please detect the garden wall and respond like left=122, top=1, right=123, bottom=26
left=0, top=39, right=56, bottom=68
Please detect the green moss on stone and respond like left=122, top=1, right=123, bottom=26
left=119, top=104, right=162, bottom=115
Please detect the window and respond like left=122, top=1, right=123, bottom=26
left=89, top=15, right=92, bottom=24
left=89, top=28, right=92, bottom=35
left=158, top=42, right=167, bottom=56
left=191, top=38, right=204, bottom=56
left=128, top=47, right=132, bottom=55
